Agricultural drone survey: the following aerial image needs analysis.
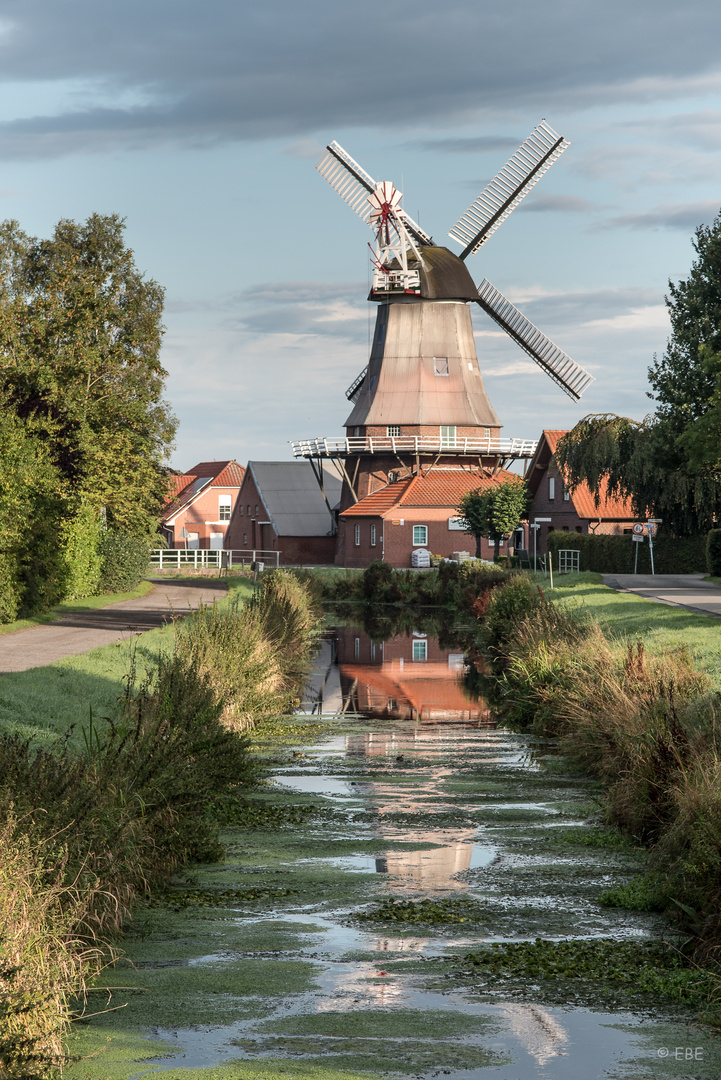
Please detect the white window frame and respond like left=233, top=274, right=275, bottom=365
left=440, top=425, right=457, bottom=447
left=549, top=476, right=556, bottom=500
left=563, top=487, right=570, bottom=501
left=354, top=523, right=360, bottom=546
left=387, top=424, right=401, bottom=437
left=433, top=356, right=449, bottom=376
left=412, top=525, right=428, bottom=546
left=218, top=494, right=232, bottom=521
left=370, top=524, right=376, bottom=546
left=412, top=639, right=428, bottom=662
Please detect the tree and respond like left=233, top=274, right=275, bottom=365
left=555, top=212, right=721, bottom=536
left=456, top=477, right=529, bottom=559
left=0, top=213, right=176, bottom=535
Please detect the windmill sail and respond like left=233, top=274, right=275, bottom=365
left=448, top=121, right=569, bottom=260
left=476, top=278, right=593, bottom=401
left=316, top=142, right=433, bottom=246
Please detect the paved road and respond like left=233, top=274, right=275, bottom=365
left=0, top=578, right=228, bottom=673
left=602, top=572, right=721, bottom=619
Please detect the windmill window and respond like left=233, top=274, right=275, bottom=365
left=548, top=477, right=556, bottom=500
left=353, top=426, right=360, bottom=437
left=484, top=428, right=491, bottom=439
left=387, top=425, right=401, bottom=437
left=433, top=357, right=449, bottom=376
left=413, top=525, right=428, bottom=546
left=440, top=425, right=457, bottom=447
left=354, top=524, right=360, bottom=546
left=370, top=375, right=376, bottom=391
left=370, top=524, right=376, bottom=546
left=218, top=495, right=232, bottom=521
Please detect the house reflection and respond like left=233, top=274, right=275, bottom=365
left=336, top=626, right=493, bottom=724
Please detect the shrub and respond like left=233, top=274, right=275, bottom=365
left=481, top=574, right=543, bottom=664
left=60, top=500, right=104, bottom=601
left=98, top=529, right=151, bottom=592
left=706, top=529, right=721, bottom=576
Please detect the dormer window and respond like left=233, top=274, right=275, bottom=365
left=433, top=357, right=449, bottom=376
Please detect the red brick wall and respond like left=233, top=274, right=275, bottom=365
left=529, top=464, right=632, bottom=553
left=225, top=472, right=337, bottom=565
left=338, top=508, right=498, bottom=568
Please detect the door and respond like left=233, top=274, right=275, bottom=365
left=210, top=532, right=224, bottom=550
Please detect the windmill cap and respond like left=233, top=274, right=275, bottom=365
left=369, top=246, right=478, bottom=302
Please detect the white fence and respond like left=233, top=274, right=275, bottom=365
left=150, top=549, right=280, bottom=570
left=290, top=435, right=538, bottom=460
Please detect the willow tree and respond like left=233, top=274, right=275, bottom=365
left=555, top=213, right=721, bottom=536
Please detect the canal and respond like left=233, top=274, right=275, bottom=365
left=67, top=620, right=721, bottom=1080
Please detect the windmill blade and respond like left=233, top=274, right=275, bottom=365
left=317, top=142, right=434, bottom=244
left=448, top=121, right=569, bottom=260
left=476, top=278, right=593, bottom=401
left=316, top=142, right=377, bottom=226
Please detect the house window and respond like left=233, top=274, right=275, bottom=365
left=247, top=504, right=251, bottom=516
left=387, top=425, right=401, bottom=437
left=563, top=487, right=570, bottom=501
left=412, top=639, right=428, bottom=662
left=238, top=504, right=243, bottom=515
left=218, top=495, right=232, bottom=521
left=243, top=533, right=248, bottom=545
left=412, top=525, right=428, bottom=546
left=370, top=642, right=376, bottom=660
left=354, top=637, right=360, bottom=659
left=549, top=477, right=556, bottom=500
left=433, top=356, right=449, bottom=376
left=255, top=505, right=259, bottom=515
left=575, top=525, right=583, bottom=533
left=440, top=425, right=457, bottom=447
left=354, top=523, right=360, bottom=546
left=370, top=524, right=376, bottom=546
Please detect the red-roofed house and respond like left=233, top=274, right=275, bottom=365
left=526, top=431, right=637, bottom=554
left=161, top=460, right=245, bottom=549
left=337, top=467, right=517, bottom=567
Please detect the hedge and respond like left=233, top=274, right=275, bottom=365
left=546, top=530, right=707, bottom=574
left=99, top=530, right=152, bottom=592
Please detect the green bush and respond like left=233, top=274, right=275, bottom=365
left=547, top=530, right=707, bottom=574
left=98, top=529, right=151, bottom=592
left=706, top=529, right=721, bottom=576
left=60, top=500, right=104, bottom=600
left=482, top=574, right=543, bottom=664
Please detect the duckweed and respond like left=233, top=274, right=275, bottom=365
left=355, top=897, right=489, bottom=925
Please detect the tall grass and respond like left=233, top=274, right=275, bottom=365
left=0, top=571, right=321, bottom=1077
left=478, top=573, right=721, bottom=958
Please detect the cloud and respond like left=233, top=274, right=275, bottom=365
left=409, top=136, right=521, bottom=154
left=2, top=1, right=721, bottom=158
left=604, top=200, right=721, bottom=231
left=227, top=279, right=368, bottom=340
left=517, top=194, right=597, bottom=214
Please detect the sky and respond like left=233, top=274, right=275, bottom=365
left=2, top=1, right=721, bottom=469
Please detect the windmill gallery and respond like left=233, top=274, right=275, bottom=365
left=227, top=123, right=635, bottom=567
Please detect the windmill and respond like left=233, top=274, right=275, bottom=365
left=292, top=120, right=593, bottom=511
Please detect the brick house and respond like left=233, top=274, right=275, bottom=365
left=337, top=467, right=517, bottom=568
left=224, top=461, right=341, bottom=565
left=526, top=430, right=636, bottom=554
left=162, top=460, right=245, bottom=549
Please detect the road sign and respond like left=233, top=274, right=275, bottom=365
left=632, top=523, right=644, bottom=535
left=534, top=517, right=552, bottom=523
left=632, top=535, right=644, bottom=543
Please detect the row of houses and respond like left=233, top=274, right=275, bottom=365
left=161, top=431, right=636, bottom=567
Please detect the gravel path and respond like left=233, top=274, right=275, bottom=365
left=0, top=578, right=228, bottom=673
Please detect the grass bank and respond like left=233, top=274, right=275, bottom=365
left=0, top=571, right=321, bottom=1079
